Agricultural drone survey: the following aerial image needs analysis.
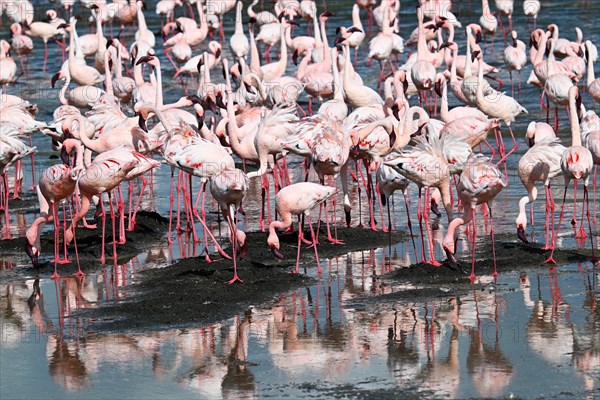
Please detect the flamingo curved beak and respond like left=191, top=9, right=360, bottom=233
left=517, top=225, right=528, bottom=243
left=444, top=246, right=458, bottom=265
left=238, top=242, right=249, bottom=259
left=270, top=246, right=285, bottom=260
left=24, top=242, right=39, bottom=268
left=430, top=200, right=441, bottom=217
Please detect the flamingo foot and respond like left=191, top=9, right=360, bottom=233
left=468, top=273, right=476, bottom=283
left=575, top=227, right=588, bottom=238
left=492, top=271, right=498, bottom=279
left=327, top=237, right=345, bottom=245
left=427, top=259, right=442, bottom=267
left=74, top=270, right=85, bottom=278
left=544, top=255, right=557, bottom=264
left=51, top=258, right=71, bottom=265
left=50, top=272, right=60, bottom=279
left=226, top=275, right=243, bottom=284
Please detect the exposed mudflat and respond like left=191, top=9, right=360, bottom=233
left=78, top=227, right=408, bottom=332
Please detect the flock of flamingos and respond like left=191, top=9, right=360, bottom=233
left=0, top=0, right=599, bottom=285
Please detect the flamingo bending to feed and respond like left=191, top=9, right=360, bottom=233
left=515, top=136, right=565, bottom=249
left=25, top=164, right=78, bottom=277
left=267, top=182, right=336, bottom=275
left=210, top=168, right=249, bottom=284
left=443, top=153, right=506, bottom=282
left=546, top=86, right=595, bottom=264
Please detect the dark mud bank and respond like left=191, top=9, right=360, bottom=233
left=79, top=227, right=408, bottom=332
left=0, top=211, right=169, bottom=278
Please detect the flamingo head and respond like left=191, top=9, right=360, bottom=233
left=511, top=30, right=519, bottom=47
left=442, top=237, right=458, bottom=265
left=430, top=198, right=442, bottom=218
left=46, top=9, right=58, bottom=21
left=24, top=240, right=39, bottom=268
left=136, top=50, right=158, bottom=68
left=267, top=232, right=284, bottom=260
left=516, top=213, right=529, bottom=243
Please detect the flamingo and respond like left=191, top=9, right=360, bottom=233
left=9, top=23, right=33, bottom=74
left=0, top=40, right=17, bottom=85
left=546, top=86, right=595, bottom=264
left=443, top=153, right=506, bottom=281
left=340, top=41, right=383, bottom=108
left=474, top=50, right=527, bottom=164
left=209, top=168, right=249, bottom=284
left=336, top=4, right=365, bottom=66
left=384, top=131, right=454, bottom=265
left=479, top=0, right=498, bottom=48
left=586, top=40, right=600, bottom=103
left=494, top=0, right=514, bottom=37
left=410, top=5, right=436, bottom=105
left=267, top=182, right=336, bottom=275
left=0, top=125, right=36, bottom=239
left=230, top=1, right=250, bottom=60
left=317, top=48, right=348, bottom=122
left=523, top=0, right=540, bottom=29
left=21, top=16, right=64, bottom=72
left=368, top=4, right=394, bottom=89
left=503, top=30, right=527, bottom=97
left=171, top=135, right=236, bottom=262
left=62, top=18, right=104, bottom=87
left=63, top=151, right=139, bottom=265
left=25, top=164, right=78, bottom=277
left=526, top=121, right=556, bottom=147
left=544, top=39, right=575, bottom=132
left=516, top=136, right=565, bottom=248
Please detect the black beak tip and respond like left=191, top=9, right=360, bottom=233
left=271, top=246, right=285, bottom=260
left=431, top=202, right=442, bottom=218
left=517, top=226, right=529, bottom=243
left=345, top=209, right=351, bottom=227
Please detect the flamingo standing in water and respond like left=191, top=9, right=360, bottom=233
left=546, top=86, right=595, bottom=265
left=515, top=136, right=565, bottom=249
left=63, top=154, right=138, bottom=266
left=267, top=182, right=336, bottom=275
left=443, top=154, right=506, bottom=282
left=410, top=5, right=436, bottom=106
left=503, top=30, right=527, bottom=97
left=25, top=164, right=78, bottom=277
left=210, top=168, right=249, bottom=284
left=523, top=0, right=540, bottom=29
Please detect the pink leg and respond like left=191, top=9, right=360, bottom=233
left=226, top=213, right=243, bottom=284
left=99, top=197, right=106, bottom=264
left=108, top=192, right=118, bottom=262
left=545, top=186, right=568, bottom=264
left=128, top=176, right=148, bottom=231
left=306, top=215, right=322, bottom=275
left=469, top=211, right=477, bottom=282
left=167, top=170, right=175, bottom=243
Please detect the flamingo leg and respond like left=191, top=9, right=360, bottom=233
left=99, top=196, right=107, bottom=264
left=226, top=211, right=242, bottom=284
left=469, top=210, right=477, bottom=282
left=108, top=192, right=118, bottom=262
left=306, top=215, right=322, bottom=275
left=167, top=169, right=175, bottom=243
left=294, top=216, right=303, bottom=274
left=128, top=176, right=148, bottom=231
left=2, top=173, right=10, bottom=239
left=545, top=185, right=568, bottom=264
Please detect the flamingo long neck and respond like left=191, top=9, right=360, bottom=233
left=416, top=8, right=428, bottom=62
left=103, top=51, right=114, bottom=99
left=352, top=4, right=363, bottom=30
left=382, top=5, right=391, bottom=36
left=154, top=60, right=163, bottom=107
left=568, top=90, right=582, bottom=147
left=137, top=2, right=148, bottom=33
left=67, top=27, right=76, bottom=69
left=95, top=13, right=104, bottom=51
left=443, top=205, right=472, bottom=251
left=549, top=24, right=559, bottom=41
left=342, top=45, right=352, bottom=88
left=248, top=24, right=262, bottom=75
left=224, top=63, right=242, bottom=149
left=197, top=0, right=207, bottom=35
left=533, top=31, right=548, bottom=67
left=77, top=118, right=103, bottom=154
left=450, top=46, right=459, bottom=81
left=319, top=18, right=331, bottom=68
left=440, top=82, right=450, bottom=121
left=276, top=24, right=288, bottom=70
left=150, top=106, right=173, bottom=132
left=587, top=43, right=595, bottom=86
left=313, top=11, right=322, bottom=46
left=438, top=180, right=453, bottom=222
left=476, top=56, right=485, bottom=102
left=296, top=49, right=312, bottom=80
left=115, top=45, right=124, bottom=78
left=235, top=2, right=243, bottom=34
left=59, top=75, right=69, bottom=105
left=464, top=31, right=473, bottom=78
left=547, top=39, right=557, bottom=76
left=133, top=61, right=145, bottom=86
left=481, top=0, right=491, bottom=17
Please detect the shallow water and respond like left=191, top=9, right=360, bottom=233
left=1, top=0, right=600, bottom=398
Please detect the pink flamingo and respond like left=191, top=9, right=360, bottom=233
left=515, top=136, right=565, bottom=249
left=210, top=168, right=249, bottom=284
left=25, top=164, right=77, bottom=278
left=503, top=31, right=527, bottom=97
left=64, top=153, right=139, bottom=265
left=443, top=154, right=506, bottom=281
left=546, top=86, right=595, bottom=264
left=267, top=182, right=336, bottom=275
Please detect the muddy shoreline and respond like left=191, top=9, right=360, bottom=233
left=78, top=227, right=408, bottom=332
